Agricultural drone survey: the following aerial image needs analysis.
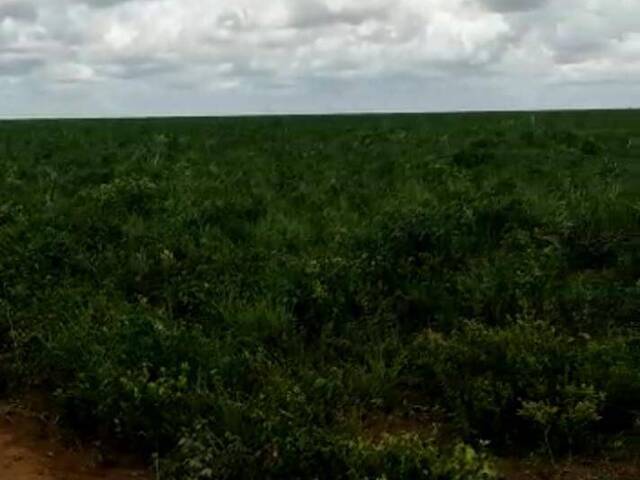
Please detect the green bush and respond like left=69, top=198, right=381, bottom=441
left=1, top=114, right=640, bottom=477
left=408, top=320, right=640, bottom=453
left=167, top=424, right=495, bottom=480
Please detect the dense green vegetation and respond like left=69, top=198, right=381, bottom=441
left=1, top=111, right=640, bottom=479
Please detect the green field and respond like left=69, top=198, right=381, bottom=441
left=1, top=111, right=640, bottom=478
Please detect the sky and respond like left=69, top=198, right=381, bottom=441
left=1, top=0, right=640, bottom=117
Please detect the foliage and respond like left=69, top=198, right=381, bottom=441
left=1, top=112, right=640, bottom=477
left=167, top=424, right=494, bottom=480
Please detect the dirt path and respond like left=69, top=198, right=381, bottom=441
left=0, top=402, right=148, bottom=480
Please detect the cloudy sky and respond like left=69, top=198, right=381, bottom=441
left=1, top=0, right=639, bottom=117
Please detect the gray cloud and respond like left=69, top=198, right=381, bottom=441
left=478, top=0, right=548, bottom=13
left=0, top=54, right=42, bottom=75
left=1, top=0, right=639, bottom=117
left=285, top=0, right=392, bottom=28
left=0, top=1, right=37, bottom=22
left=75, top=0, right=141, bottom=7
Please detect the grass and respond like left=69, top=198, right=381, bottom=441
left=1, top=110, right=640, bottom=479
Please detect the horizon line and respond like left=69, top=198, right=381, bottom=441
left=1, top=105, right=638, bottom=122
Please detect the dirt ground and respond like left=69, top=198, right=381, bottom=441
left=0, top=401, right=148, bottom=480
left=2, top=399, right=639, bottom=480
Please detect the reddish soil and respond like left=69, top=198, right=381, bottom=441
left=0, top=401, right=149, bottom=480
left=2, top=401, right=639, bottom=480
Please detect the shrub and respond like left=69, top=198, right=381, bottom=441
left=407, top=320, right=638, bottom=452
left=166, top=424, right=495, bottom=480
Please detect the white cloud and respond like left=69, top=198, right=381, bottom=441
left=1, top=0, right=640, bottom=116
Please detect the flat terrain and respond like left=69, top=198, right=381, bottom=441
left=1, top=111, right=639, bottom=478
left=1, top=401, right=147, bottom=480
